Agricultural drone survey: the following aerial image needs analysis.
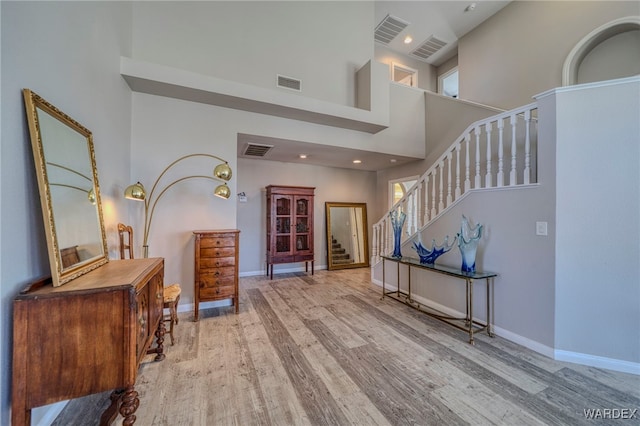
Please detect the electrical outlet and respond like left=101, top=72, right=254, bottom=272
left=536, top=221, right=548, bottom=236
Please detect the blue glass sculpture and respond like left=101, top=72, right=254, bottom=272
left=412, top=236, right=455, bottom=265
left=457, top=215, right=483, bottom=273
left=390, top=209, right=406, bottom=258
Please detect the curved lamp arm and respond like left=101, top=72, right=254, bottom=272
left=146, top=153, right=229, bottom=207
left=143, top=175, right=223, bottom=246
left=47, top=161, right=93, bottom=181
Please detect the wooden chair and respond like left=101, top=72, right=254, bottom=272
left=117, top=223, right=181, bottom=345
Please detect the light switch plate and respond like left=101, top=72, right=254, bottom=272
left=536, top=221, right=548, bottom=236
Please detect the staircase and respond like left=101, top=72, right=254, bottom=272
left=371, top=102, right=539, bottom=263
left=331, top=237, right=354, bottom=265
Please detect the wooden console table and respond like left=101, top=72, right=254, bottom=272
left=12, top=258, right=166, bottom=425
left=381, top=255, right=497, bottom=344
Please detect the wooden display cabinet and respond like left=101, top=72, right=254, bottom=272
left=11, top=258, right=166, bottom=425
left=266, top=185, right=315, bottom=279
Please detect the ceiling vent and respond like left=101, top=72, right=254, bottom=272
left=411, top=36, right=448, bottom=61
left=243, top=143, right=274, bottom=157
left=277, top=75, right=302, bottom=91
left=374, top=14, right=409, bottom=44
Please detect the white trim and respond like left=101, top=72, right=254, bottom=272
left=437, top=66, right=458, bottom=97
left=562, top=16, right=640, bottom=86
left=555, top=350, right=640, bottom=376
left=370, top=278, right=638, bottom=375
left=535, top=75, right=640, bottom=100
left=391, top=62, right=418, bottom=88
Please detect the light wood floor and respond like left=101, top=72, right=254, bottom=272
left=54, top=268, right=639, bottom=425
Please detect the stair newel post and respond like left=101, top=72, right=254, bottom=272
left=438, top=161, right=445, bottom=213
left=446, top=152, right=453, bottom=206
left=371, top=225, right=378, bottom=264
left=485, top=122, right=493, bottom=188
left=497, top=118, right=505, bottom=187
left=431, top=171, right=437, bottom=219
left=474, top=126, right=482, bottom=189
left=464, top=133, right=471, bottom=192
left=455, top=142, right=462, bottom=199
left=510, top=114, right=517, bottom=186
left=524, top=109, right=532, bottom=184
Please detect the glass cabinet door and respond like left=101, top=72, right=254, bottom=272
left=294, top=196, right=311, bottom=253
left=275, top=195, right=292, bottom=254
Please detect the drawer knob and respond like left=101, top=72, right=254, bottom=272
left=215, top=261, right=220, bottom=267
left=216, top=288, right=221, bottom=294
left=214, top=271, right=220, bottom=277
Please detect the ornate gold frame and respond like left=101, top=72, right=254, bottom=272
left=23, top=89, right=108, bottom=286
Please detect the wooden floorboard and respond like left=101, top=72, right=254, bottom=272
left=53, top=269, right=639, bottom=425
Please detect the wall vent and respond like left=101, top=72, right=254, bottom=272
left=243, top=143, right=274, bottom=157
left=374, top=14, right=409, bottom=44
left=411, top=36, right=448, bottom=61
left=277, top=75, right=302, bottom=91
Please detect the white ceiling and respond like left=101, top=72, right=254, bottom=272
left=375, top=1, right=511, bottom=66
left=238, top=1, right=511, bottom=171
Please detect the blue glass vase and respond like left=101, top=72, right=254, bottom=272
left=390, top=210, right=406, bottom=258
left=457, top=215, right=482, bottom=273
left=412, top=236, right=455, bottom=265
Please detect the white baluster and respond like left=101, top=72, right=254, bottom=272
left=438, top=161, right=445, bottom=213
left=485, top=122, right=492, bottom=188
left=424, top=175, right=430, bottom=223
left=431, top=171, right=437, bottom=219
left=510, top=114, right=517, bottom=186
left=371, top=225, right=378, bottom=263
left=497, top=118, right=505, bottom=187
left=416, top=181, right=422, bottom=229
left=475, top=127, right=481, bottom=189
left=524, top=109, right=531, bottom=184
left=446, top=153, right=453, bottom=206
left=455, top=143, right=461, bottom=199
left=464, top=133, right=471, bottom=191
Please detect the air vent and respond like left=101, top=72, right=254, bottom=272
left=277, top=75, right=302, bottom=91
left=411, top=36, right=448, bottom=60
left=243, top=143, right=274, bottom=157
left=374, top=14, right=409, bottom=44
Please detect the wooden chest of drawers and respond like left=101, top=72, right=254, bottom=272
left=193, top=229, right=240, bottom=320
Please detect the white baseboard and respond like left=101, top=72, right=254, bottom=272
left=554, top=350, right=640, bottom=375
left=370, top=279, right=637, bottom=374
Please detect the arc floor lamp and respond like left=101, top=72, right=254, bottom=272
left=124, top=153, right=232, bottom=257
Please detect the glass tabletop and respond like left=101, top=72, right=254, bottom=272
left=382, top=255, right=497, bottom=279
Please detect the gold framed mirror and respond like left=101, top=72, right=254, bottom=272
left=23, top=89, right=108, bottom=286
left=325, top=202, right=369, bottom=270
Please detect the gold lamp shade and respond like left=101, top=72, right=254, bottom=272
left=214, top=162, right=232, bottom=181
left=214, top=183, right=231, bottom=199
left=124, top=182, right=146, bottom=201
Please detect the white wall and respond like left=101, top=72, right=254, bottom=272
left=374, top=44, right=437, bottom=91
left=548, top=78, right=640, bottom=365
left=237, top=158, right=377, bottom=275
left=1, top=2, right=133, bottom=424
left=132, top=1, right=374, bottom=107
left=459, top=1, right=640, bottom=109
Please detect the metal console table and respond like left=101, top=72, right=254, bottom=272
left=381, top=255, right=497, bottom=344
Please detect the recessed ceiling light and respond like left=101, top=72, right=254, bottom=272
left=299, top=154, right=307, bottom=159
left=404, top=35, right=413, bottom=44
left=465, top=3, right=476, bottom=12
left=353, top=160, right=362, bottom=164
left=390, top=159, right=397, bottom=163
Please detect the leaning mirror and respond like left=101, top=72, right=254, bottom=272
left=325, top=202, right=369, bottom=270
left=23, top=89, right=108, bottom=286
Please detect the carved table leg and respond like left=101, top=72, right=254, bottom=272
left=119, top=386, right=139, bottom=426
left=147, top=319, right=166, bottom=361
left=100, top=388, right=125, bottom=426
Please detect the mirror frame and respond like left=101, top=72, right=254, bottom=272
left=325, top=202, right=369, bottom=270
left=23, top=89, right=108, bottom=286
